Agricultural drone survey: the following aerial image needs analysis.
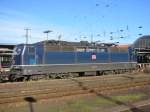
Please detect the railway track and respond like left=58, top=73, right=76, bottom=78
left=0, top=73, right=146, bottom=89
left=0, top=73, right=150, bottom=105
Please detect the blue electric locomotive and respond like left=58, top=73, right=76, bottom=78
left=10, top=40, right=136, bottom=81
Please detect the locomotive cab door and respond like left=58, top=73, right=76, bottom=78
left=28, top=46, right=36, bottom=65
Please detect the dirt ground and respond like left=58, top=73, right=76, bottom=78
left=0, top=84, right=150, bottom=112
left=1, top=72, right=150, bottom=112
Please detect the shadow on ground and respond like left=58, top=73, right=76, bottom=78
left=71, top=78, right=145, bottom=112
left=24, top=97, right=37, bottom=112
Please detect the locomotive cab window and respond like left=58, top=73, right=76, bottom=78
left=28, top=46, right=35, bottom=54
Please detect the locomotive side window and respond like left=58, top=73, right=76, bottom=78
left=76, top=48, right=86, bottom=52
left=28, top=47, right=35, bottom=54
left=86, top=48, right=97, bottom=52
left=98, top=48, right=107, bottom=53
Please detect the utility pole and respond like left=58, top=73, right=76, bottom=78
left=43, top=30, right=53, bottom=64
left=24, top=28, right=31, bottom=44
left=91, top=34, right=93, bottom=43
left=43, top=30, right=52, bottom=41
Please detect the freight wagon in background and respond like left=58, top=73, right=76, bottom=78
left=0, top=44, right=14, bottom=72
left=0, top=44, right=14, bottom=81
left=131, top=35, right=150, bottom=70
left=10, top=40, right=136, bottom=81
left=132, top=35, right=150, bottom=63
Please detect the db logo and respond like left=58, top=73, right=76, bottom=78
left=92, top=53, right=96, bottom=60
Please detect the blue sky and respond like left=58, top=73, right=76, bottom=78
left=0, top=0, right=150, bottom=44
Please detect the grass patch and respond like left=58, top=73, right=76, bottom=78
left=0, top=93, right=146, bottom=112
left=112, top=93, right=145, bottom=103
left=44, top=93, right=146, bottom=112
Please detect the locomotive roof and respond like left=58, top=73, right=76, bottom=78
left=35, top=40, right=117, bottom=48
left=15, top=40, right=119, bottom=50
